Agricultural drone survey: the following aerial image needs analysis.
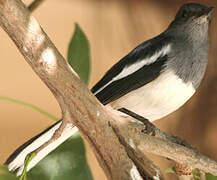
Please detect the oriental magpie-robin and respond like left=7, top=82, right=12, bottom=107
left=5, top=3, right=213, bottom=175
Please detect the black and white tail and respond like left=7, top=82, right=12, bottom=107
left=5, top=120, right=78, bottom=176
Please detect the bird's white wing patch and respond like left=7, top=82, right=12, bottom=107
left=93, top=44, right=171, bottom=95
left=110, top=69, right=195, bottom=121
left=114, top=44, right=171, bottom=81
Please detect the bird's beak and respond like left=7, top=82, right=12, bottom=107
left=207, top=7, right=214, bottom=16
left=206, top=7, right=214, bottom=21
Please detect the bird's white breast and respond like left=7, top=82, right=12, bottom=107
left=109, top=70, right=195, bottom=121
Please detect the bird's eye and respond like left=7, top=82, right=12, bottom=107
left=182, top=10, right=188, bottom=18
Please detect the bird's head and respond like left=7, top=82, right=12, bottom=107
left=175, top=3, right=213, bottom=24
left=168, top=3, right=214, bottom=38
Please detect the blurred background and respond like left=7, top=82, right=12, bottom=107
left=0, top=0, right=216, bottom=179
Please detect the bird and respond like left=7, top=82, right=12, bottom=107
left=5, top=2, right=213, bottom=176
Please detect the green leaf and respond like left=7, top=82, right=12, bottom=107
left=67, top=23, right=90, bottom=85
left=206, top=173, right=217, bottom=180
left=193, top=169, right=200, bottom=180
left=0, top=166, right=18, bottom=180
left=0, top=166, right=9, bottom=172
left=1, top=133, right=93, bottom=180
left=26, top=132, right=93, bottom=180
left=20, top=153, right=37, bottom=180
left=163, top=167, right=176, bottom=174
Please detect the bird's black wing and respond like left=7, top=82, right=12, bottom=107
left=91, top=34, right=171, bottom=105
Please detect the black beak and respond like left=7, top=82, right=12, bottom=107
left=206, top=7, right=214, bottom=21
left=207, top=7, right=214, bottom=16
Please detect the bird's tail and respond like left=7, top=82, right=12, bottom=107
left=5, top=120, right=78, bottom=176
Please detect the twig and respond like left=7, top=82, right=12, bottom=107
left=118, top=108, right=197, bottom=151
left=28, top=0, right=45, bottom=12
left=113, top=123, right=165, bottom=180
left=109, top=114, right=217, bottom=176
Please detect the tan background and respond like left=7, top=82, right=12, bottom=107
left=0, top=0, right=217, bottom=179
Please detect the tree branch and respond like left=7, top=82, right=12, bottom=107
left=0, top=0, right=144, bottom=179
left=28, top=0, right=45, bottom=12
left=0, top=0, right=217, bottom=179
left=110, top=114, right=217, bottom=176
